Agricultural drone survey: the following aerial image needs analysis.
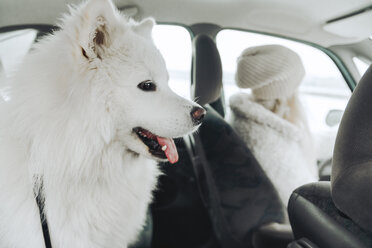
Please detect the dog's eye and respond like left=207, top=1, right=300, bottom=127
left=138, top=80, right=156, bottom=91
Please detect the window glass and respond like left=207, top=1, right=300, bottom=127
left=153, top=25, right=191, bottom=99
left=217, top=30, right=352, bottom=164
left=0, top=29, right=37, bottom=77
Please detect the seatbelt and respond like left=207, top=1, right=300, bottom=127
left=183, top=134, right=208, bottom=207
left=33, top=177, right=52, bottom=248
left=183, top=133, right=241, bottom=248
left=183, top=133, right=223, bottom=216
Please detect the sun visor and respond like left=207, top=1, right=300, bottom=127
left=323, top=7, right=372, bottom=40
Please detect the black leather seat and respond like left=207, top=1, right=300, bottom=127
left=188, top=34, right=289, bottom=248
left=288, top=65, right=372, bottom=248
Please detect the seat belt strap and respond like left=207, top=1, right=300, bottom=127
left=183, top=133, right=243, bottom=247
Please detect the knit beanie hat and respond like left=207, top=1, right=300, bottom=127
left=235, top=45, right=305, bottom=100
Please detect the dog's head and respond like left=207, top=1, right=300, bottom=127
left=59, top=0, right=205, bottom=164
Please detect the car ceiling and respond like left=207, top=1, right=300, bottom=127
left=1, top=0, right=372, bottom=47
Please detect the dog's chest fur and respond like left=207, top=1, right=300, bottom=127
left=46, top=155, right=159, bottom=248
left=0, top=140, right=160, bottom=248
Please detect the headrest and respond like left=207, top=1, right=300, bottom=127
left=191, top=34, right=222, bottom=106
left=332, top=65, right=372, bottom=235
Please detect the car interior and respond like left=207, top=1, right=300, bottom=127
left=1, top=0, right=372, bottom=248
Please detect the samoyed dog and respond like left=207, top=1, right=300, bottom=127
left=0, top=0, right=205, bottom=247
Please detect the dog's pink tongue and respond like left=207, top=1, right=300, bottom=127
left=156, top=137, right=178, bottom=164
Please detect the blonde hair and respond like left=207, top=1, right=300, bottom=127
left=255, top=92, right=317, bottom=172
left=255, top=92, right=308, bottom=129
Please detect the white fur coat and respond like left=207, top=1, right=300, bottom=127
left=229, top=93, right=318, bottom=206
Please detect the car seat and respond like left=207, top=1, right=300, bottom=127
left=288, top=65, right=372, bottom=248
left=187, top=33, right=292, bottom=248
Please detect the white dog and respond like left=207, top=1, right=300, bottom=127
left=0, top=0, right=205, bottom=247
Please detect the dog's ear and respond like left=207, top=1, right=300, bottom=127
left=133, top=18, right=155, bottom=39
left=77, top=0, right=117, bottom=60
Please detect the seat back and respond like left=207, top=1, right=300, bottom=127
left=189, top=34, right=286, bottom=248
left=192, top=106, right=286, bottom=248
left=332, top=65, right=372, bottom=234
left=288, top=65, right=372, bottom=248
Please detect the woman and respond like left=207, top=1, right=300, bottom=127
left=229, top=45, right=318, bottom=206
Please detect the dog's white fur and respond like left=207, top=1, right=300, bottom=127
left=0, top=0, right=202, bottom=247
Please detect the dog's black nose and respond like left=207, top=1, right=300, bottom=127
left=191, top=107, right=206, bottom=125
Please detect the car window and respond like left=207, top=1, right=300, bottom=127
left=217, top=29, right=352, bottom=164
left=0, top=29, right=37, bottom=77
left=153, top=25, right=192, bottom=99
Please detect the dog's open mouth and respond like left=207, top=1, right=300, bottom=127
left=133, top=127, right=179, bottom=164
